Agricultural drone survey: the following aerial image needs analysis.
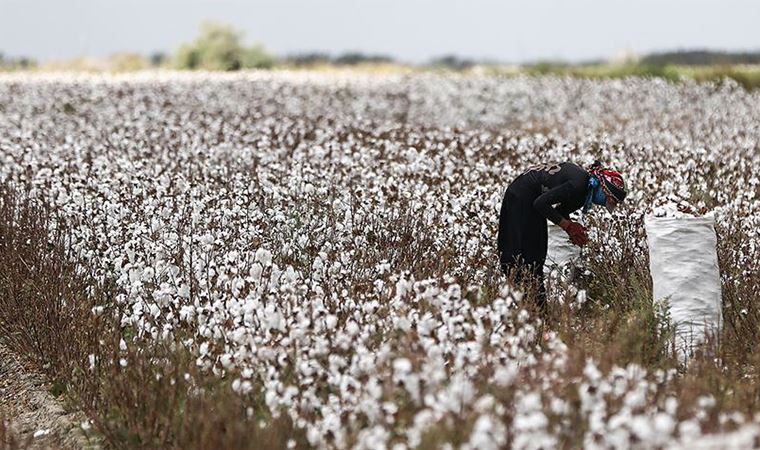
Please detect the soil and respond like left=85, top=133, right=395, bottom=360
left=0, top=343, right=99, bottom=449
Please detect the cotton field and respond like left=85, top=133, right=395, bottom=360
left=1, top=71, right=760, bottom=449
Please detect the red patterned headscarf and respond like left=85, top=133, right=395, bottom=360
left=588, top=162, right=627, bottom=203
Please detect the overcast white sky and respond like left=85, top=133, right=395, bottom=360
left=1, top=0, right=759, bottom=63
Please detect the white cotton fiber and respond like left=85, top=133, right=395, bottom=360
left=645, top=215, right=722, bottom=360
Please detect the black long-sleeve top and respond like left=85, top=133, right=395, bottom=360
left=506, top=162, right=590, bottom=224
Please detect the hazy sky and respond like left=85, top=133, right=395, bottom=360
left=2, top=0, right=759, bottom=63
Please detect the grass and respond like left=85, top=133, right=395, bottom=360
left=509, top=62, right=760, bottom=90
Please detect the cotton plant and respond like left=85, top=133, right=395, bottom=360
left=1, top=71, right=759, bottom=448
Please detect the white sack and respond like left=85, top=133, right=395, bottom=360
left=645, top=216, right=722, bottom=359
left=545, top=222, right=581, bottom=274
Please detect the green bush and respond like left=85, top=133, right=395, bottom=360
left=242, top=45, right=276, bottom=69
left=174, top=43, right=200, bottom=70
left=0, top=52, right=36, bottom=71
left=174, top=22, right=275, bottom=71
left=690, top=65, right=760, bottom=90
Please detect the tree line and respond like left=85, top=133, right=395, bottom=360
left=2, top=23, right=759, bottom=71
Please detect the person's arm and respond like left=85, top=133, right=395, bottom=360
left=556, top=196, right=586, bottom=221
left=556, top=205, right=573, bottom=221
left=532, top=181, right=577, bottom=225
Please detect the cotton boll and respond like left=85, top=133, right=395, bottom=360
left=220, top=354, right=234, bottom=370
left=179, top=305, right=195, bottom=322
left=141, top=267, right=155, bottom=281
left=323, top=314, right=338, bottom=331
left=249, top=263, right=263, bottom=282
left=200, top=233, right=214, bottom=246
left=393, top=358, right=412, bottom=375
left=356, top=425, right=390, bottom=450
left=265, top=308, right=284, bottom=332
left=231, top=327, right=248, bottom=344
left=583, top=360, right=603, bottom=384
left=312, top=255, right=325, bottom=278
left=492, top=363, right=519, bottom=387
left=653, top=412, right=676, bottom=438
left=473, top=395, right=496, bottom=414
left=665, top=397, right=679, bottom=416
left=255, top=248, right=273, bottom=266
left=306, top=426, right=322, bottom=447
left=677, top=419, right=702, bottom=440
left=395, top=316, right=411, bottom=332
left=395, top=277, right=412, bottom=299
left=345, top=320, right=359, bottom=337
left=177, top=284, right=190, bottom=299
left=128, top=268, right=142, bottom=285
left=417, top=316, right=435, bottom=337
left=268, top=265, right=281, bottom=291
left=698, top=395, right=716, bottom=410
left=282, top=265, right=299, bottom=284
left=466, top=415, right=507, bottom=450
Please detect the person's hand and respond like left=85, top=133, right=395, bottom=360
left=559, top=219, right=589, bottom=247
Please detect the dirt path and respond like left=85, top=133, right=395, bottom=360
left=0, top=343, right=99, bottom=449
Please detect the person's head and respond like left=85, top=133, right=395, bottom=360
left=587, top=162, right=627, bottom=213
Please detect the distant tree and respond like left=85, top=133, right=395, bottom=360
left=175, top=43, right=200, bottom=70
left=333, top=52, right=393, bottom=65
left=430, top=54, right=475, bottom=70
left=521, top=60, right=572, bottom=76
left=641, top=50, right=760, bottom=66
left=0, top=53, right=36, bottom=70
left=149, top=52, right=168, bottom=67
left=17, top=57, right=34, bottom=69
left=242, top=45, right=276, bottom=69
left=195, top=22, right=243, bottom=70
left=174, top=22, right=275, bottom=71
left=284, top=52, right=331, bottom=67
